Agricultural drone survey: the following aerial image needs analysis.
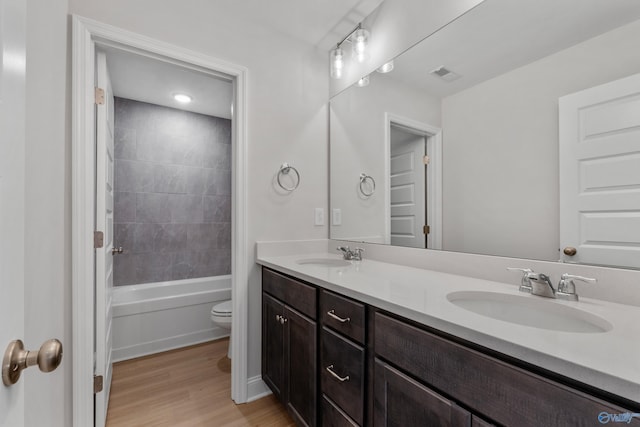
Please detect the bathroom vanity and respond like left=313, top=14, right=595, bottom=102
left=258, top=255, right=640, bottom=427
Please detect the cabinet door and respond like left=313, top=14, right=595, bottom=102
left=374, top=359, right=471, bottom=427
left=286, top=306, right=318, bottom=427
left=262, top=293, right=285, bottom=402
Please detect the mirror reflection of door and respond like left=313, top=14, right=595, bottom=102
left=389, top=124, right=428, bottom=248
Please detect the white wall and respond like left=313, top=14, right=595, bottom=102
left=330, top=0, right=484, bottom=96
left=441, top=18, right=640, bottom=261
left=24, top=0, right=71, bottom=426
left=330, top=73, right=440, bottom=241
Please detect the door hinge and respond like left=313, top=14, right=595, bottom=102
left=94, top=231, right=104, bottom=248
left=423, top=225, right=430, bottom=235
left=94, top=375, right=104, bottom=394
left=423, top=155, right=430, bottom=165
left=95, top=87, right=105, bottom=105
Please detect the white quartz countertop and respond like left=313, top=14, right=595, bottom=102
left=256, top=252, right=640, bottom=404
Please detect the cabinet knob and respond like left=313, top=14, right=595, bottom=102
left=563, top=247, right=577, bottom=256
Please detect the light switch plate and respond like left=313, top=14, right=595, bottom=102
left=332, top=208, right=342, bottom=226
left=314, top=208, right=324, bottom=226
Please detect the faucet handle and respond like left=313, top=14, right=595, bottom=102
left=352, top=247, right=364, bottom=260
left=557, top=274, right=596, bottom=301
left=507, top=267, right=533, bottom=293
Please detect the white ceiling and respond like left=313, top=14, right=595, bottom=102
left=382, top=0, right=640, bottom=98
left=100, top=45, right=234, bottom=119
left=98, top=0, right=384, bottom=118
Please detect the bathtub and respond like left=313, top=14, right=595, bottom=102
left=111, top=276, right=231, bottom=362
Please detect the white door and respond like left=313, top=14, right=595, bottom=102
left=0, top=0, right=26, bottom=424
left=95, top=51, right=115, bottom=427
left=389, top=126, right=427, bottom=248
left=559, top=72, right=640, bottom=269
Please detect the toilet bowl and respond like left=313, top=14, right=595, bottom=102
left=211, top=300, right=232, bottom=358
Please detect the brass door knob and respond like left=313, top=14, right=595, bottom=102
left=2, top=339, right=63, bottom=386
left=563, top=247, right=577, bottom=256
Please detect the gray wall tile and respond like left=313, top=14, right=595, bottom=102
left=114, top=127, right=137, bottom=160
left=113, top=97, right=231, bottom=286
left=153, top=164, right=186, bottom=194
left=136, top=193, right=171, bottom=223
left=169, top=194, right=204, bottom=223
left=114, top=192, right=136, bottom=223
left=204, top=169, right=231, bottom=196
left=204, top=195, right=231, bottom=223
left=115, top=160, right=154, bottom=193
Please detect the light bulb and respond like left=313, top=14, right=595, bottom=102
left=357, top=75, right=370, bottom=87
left=351, top=28, right=370, bottom=63
left=330, top=46, right=344, bottom=79
left=173, top=93, right=192, bottom=103
left=376, top=61, right=394, bottom=73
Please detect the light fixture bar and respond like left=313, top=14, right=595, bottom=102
left=335, top=23, right=363, bottom=49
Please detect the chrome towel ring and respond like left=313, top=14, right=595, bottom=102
left=359, top=173, right=376, bottom=197
left=277, top=163, right=300, bottom=192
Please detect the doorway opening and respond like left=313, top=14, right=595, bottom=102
left=72, top=16, right=249, bottom=427
left=384, top=113, right=442, bottom=250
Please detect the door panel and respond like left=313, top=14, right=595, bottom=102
left=0, top=0, right=27, bottom=424
left=262, top=293, right=285, bottom=401
left=373, top=359, right=471, bottom=427
left=389, top=128, right=426, bottom=248
left=95, top=51, right=115, bottom=427
left=559, top=72, right=640, bottom=268
left=286, top=306, right=317, bottom=427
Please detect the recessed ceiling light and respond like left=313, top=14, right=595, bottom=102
left=173, top=93, right=192, bottom=103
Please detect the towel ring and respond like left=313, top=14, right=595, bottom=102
left=359, top=173, right=376, bottom=197
left=277, top=163, right=300, bottom=192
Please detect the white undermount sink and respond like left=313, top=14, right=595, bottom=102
left=447, top=291, right=613, bottom=333
left=296, top=258, right=352, bottom=267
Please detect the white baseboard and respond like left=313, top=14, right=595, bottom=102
left=112, top=329, right=229, bottom=362
left=246, top=376, right=271, bottom=402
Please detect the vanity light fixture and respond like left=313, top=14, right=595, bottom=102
left=330, top=46, right=345, bottom=79
left=330, top=23, right=371, bottom=79
left=376, top=60, right=394, bottom=73
left=356, top=75, right=370, bottom=87
left=173, top=93, right=192, bottom=103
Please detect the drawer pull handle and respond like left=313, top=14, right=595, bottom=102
left=327, top=310, right=350, bottom=323
left=326, top=365, right=350, bottom=382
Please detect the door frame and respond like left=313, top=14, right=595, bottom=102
left=71, top=15, right=249, bottom=427
left=384, top=113, right=442, bottom=249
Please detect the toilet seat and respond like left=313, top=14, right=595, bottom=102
left=211, top=300, right=232, bottom=317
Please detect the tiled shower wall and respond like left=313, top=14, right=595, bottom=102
left=113, top=98, right=231, bottom=286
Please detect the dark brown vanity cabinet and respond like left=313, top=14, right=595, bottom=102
left=261, top=267, right=639, bottom=427
left=262, top=269, right=317, bottom=427
left=320, top=290, right=367, bottom=426
left=373, top=359, right=471, bottom=427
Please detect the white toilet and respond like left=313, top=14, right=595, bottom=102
left=211, top=300, right=232, bottom=359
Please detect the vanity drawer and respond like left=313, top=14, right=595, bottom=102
left=320, top=290, right=365, bottom=344
left=262, top=268, right=316, bottom=319
left=374, top=312, right=639, bottom=427
left=322, top=395, right=359, bottom=427
left=321, top=327, right=365, bottom=425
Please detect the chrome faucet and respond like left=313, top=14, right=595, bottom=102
left=526, top=272, right=556, bottom=298
left=506, top=267, right=533, bottom=293
left=336, top=246, right=364, bottom=261
left=556, top=273, right=596, bottom=301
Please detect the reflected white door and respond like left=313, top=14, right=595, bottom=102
left=389, top=127, right=426, bottom=248
left=0, top=0, right=27, bottom=424
left=95, top=51, right=115, bottom=427
left=559, top=72, right=640, bottom=268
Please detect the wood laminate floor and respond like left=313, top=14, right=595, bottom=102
left=106, top=339, right=295, bottom=426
